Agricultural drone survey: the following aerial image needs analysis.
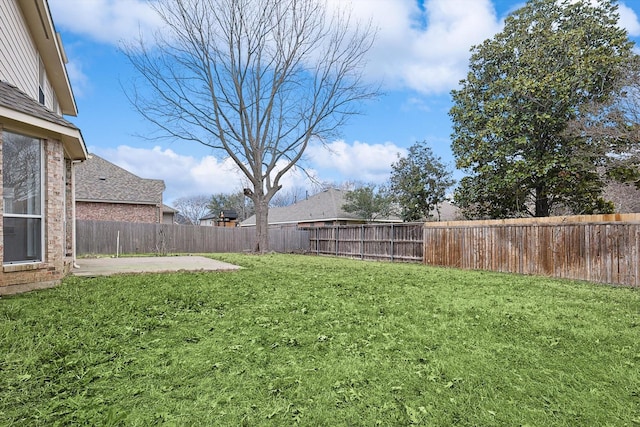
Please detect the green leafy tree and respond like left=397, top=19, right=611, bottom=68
left=389, top=141, right=455, bottom=222
left=208, top=191, right=255, bottom=222
left=342, top=184, right=393, bottom=222
left=450, top=0, right=634, bottom=219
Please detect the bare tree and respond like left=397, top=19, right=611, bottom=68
left=603, top=181, right=640, bottom=213
left=173, top=195, right=211, bottom=225
left=567, top=55, right=640, bottom=192
left=123, top=0, right=377, bottom=252
left=317, top=180, right=363, bottom=192
left=269, top=186, right=309, bottom=207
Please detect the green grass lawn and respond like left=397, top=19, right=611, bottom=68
left=1, top=254, right=639, bottom=426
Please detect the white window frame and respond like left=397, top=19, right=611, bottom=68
left=2, top=131, right=45, bottom=265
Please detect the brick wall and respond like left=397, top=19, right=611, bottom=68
left=65, top=158, right=74, bottom=257
left=0, top=129, right=4, bottom=279
left=76, top=201, right=161, bottom=223
left=1, top=138, right=73, bottom=294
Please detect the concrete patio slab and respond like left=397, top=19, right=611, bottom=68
left=72, top=256, right=240, bottom=277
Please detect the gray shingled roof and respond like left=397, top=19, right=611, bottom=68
left=241, top=188, right=401, bottom=226
left=241, top=188, right=461, bottom=226
left=0, top=80, right=78, bottom=129
left=75, top=154, right=165, bottom=204
left=434, top=200, right=462, bottom=221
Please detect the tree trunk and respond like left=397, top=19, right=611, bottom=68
left=253, top=193, right=270, bottom=253
left=535, top=185, right=550, bottom=217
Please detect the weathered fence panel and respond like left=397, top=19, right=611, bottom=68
left=424, top=214, right=640, bottom=287
left=308, top=223, right=424, bottom=262
left=76, top=221, right=310, bottom=255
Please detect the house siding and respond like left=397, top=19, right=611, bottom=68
left=0, top=0, right=38, bottom=99
left=76, top=202, right=161, bottom=223
left=0, top=0, right=84, bottom=294
left=43, top=72, right=58, bottom=113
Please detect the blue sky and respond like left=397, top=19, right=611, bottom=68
left=48, top=0, right=640, bottom=205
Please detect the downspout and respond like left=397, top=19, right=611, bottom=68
left=71, top=159, right=82, bottom=268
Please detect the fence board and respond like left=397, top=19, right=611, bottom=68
left=424, top=214, right=640, bottom=287
left=308, top=223, right=423, bottom=262
left=76, top=221, right=310, bottom=255
left=79, top=215, right=639, bottom=287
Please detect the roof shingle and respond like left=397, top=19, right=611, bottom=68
left=0, top=80, right=78, bottom=129
left=75, top=154, right=165, bottom=204
left=241, top=188, right=401, bottom=226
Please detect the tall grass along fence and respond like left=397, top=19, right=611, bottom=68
left=308, top=223, right=424, bottom=262
left=76, top=220, right=310, bottom=256
left=423, top=213, right=640, bottom=287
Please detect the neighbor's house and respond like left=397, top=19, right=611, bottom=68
left=0, top=0, right=88, bottom=293
left=200, top=210, right=239, bottom=227
left=240, top=188, right=403, bottom=228
left=75, top=154, right=168, bottom=223
left=199, top=213, right=218, bottom=226
left=240, top=188, right=462, bottom=228
left=161, top=204, right=178, bottom=224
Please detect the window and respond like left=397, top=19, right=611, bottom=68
left=2, top=131, right=43, bottom=264
left=38, top=57, right=45, bottom=105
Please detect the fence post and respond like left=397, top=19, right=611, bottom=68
left=390, top=224, right=394, bottom=262
left=361, top=225, right=364, bottom=260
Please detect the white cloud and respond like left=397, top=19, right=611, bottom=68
left=93, top=146, right=246, bottom=204
left=50, top=0, right=504, bottom=95
left=90, top=140, right=402, bottom=204
left=619, top=3, right=640, bottom=37
left=306, top=140, right=406, bottom=184
left=65, top=60, right=89, bottom=97
left=48, top=0, right=162, bottom=45
left=92, top=145, right=323, bottom=205
left=48, top=0, right=640, bottom=95
left=344, top=0, right=504, bottom=94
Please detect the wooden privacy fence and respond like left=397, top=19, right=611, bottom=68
left=423, top=214, right=640, bottom=287
left=308, top=223, right=424, bottom=262
left=76, top=220, right=310, bottom=255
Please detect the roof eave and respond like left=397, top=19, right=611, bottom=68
left=0, top=105, right=87, bottom=160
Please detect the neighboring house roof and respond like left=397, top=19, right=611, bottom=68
left=221, top=210, right=238, bottom=220
left=240, top=188, right=402, bottom=227
left=432, top=201, right=462, bottom=221
left=0, top=81, right=87, bottom=160
left=75, top=154, right=165, bottom=204
left=200, top=210, right=239, bottom=222
left=162, top=204, right=178, bottom=214
left=240, top=188, right=462, bottom=226
left=199, top=212, right=217, bottom=221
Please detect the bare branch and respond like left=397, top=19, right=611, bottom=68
left=122, top=0, right=377, bottom=251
